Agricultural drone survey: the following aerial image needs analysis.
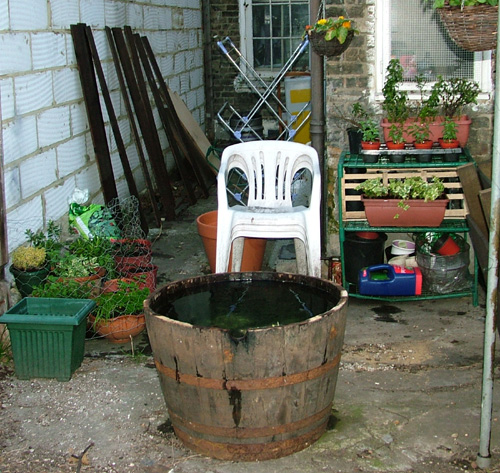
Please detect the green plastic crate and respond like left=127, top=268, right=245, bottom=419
left=0, top=298, right=96, bottom=381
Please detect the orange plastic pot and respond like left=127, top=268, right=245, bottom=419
left=196, top=210, right=267, bottom=272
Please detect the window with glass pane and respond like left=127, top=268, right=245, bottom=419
left=390, top=0, right=474, bottom=83
left=252, top=0, right=309, bottom=73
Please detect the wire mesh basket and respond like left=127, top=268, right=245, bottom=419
left=308, top=30, right=354, bottom=57
left=438, top=4, right=498, bottom=52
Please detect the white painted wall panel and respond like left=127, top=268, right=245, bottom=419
left=50, top=0, right=80, bottom=28
left=44, top=177, right=78, bottom=222
left=7, top=197, right=44, bottom=250
left=37, top=106, right=71, bottom=147
left=3, top=116, right=38, bottom=164
left=15, top=72, right=53, bottom=115
left=10, top=0, right=48, bottom=31
left=20, top=149, right=57, bottom=198
left=54, top=67, right=82, bottom=104
left=3, top=167, right=21, bottom=209
left=56, top=135, right=87, bottom=177
left=81, top=0, right=106, bottom=28
left=0, top=34, right=32, bottom=75
left=32, top=32, right=67, bottom=69
left=0, top=78, right=15, bottom=121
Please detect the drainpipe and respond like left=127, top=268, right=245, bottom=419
left=476, top=6, right=500, bottom=469
left=309, top=0, right=326, bottom=255
left=202, top=0, right=215, bottom=142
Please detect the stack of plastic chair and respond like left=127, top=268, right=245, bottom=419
left=215, top=140, right=321, bottom=277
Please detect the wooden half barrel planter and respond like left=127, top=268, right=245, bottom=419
left=145, top=271, right=348, bottom=461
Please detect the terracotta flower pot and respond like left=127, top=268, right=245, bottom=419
left=120, top=264, right=158, bottom=293
left=439, top=138, right=460, bottom=149
left=414, top=140, right=433, bottom=150
left=386, top=140, right=405, bottom=150
left=111, top=238, right=152, bottom=271
left=361, top=140, right=381, bottom=151
left=89, top=313, right=146, bottom=344
left=196, top=211, right=267, bottom=273
left=362, top=197, right=449, bottom=227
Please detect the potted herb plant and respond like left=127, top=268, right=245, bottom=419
left=380, top=59, right=479, bottom=147
left=360, top=117, right=381, bottom=152
left=24, top=220, right=63, bottom=268
left=89, top=280, right=150, bottom=343
left=440, top=117, right=459, bottom=148
left=10, top=246, right=50, bottom=297
left=408, top=121, right=433, bottom=149
left=355, top=176, right=448, bottom=227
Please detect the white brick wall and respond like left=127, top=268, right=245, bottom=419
left=0, top=0, right=205, bottom=255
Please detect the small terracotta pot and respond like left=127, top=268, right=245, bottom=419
left=414, top=140, right=433, bottom=150
left=361, top=141, right=381, bottom=150
left=120, top=263, right=158, bottom=293
left=89, top=313, right=146, bottom=344
left=439, top=138, right=460, bottom=149
left=386, top=140, right=405, bottom=150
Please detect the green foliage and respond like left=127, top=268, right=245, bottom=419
left=359, top=118, right=380, bottom=142
left=11, top=246, right=46, bottom=271
left=442, top=117, right=458, bottom=141
left=24, top=220, right=63, bottom=266
left=408, top=121, right=431, bottom=143
left=305, top=16, right=358, bottom=44
left=94, top=280, right=149, bottom=321
left=388, top=123, right=405, bottom=144
left=382, top=59, right=409, bottom=124
left=68, top=237, right=116, bottom=277
left=433, top=76, right=480, bottom=118
left=31, top=276, right=97, bottom=299
left=54, top=254, right=102, bottom=278
left=356, top=176, right=445, bottom=202
left=430, top=0, right=497, bottom=8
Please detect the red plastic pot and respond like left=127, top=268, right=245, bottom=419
left=432, top=235, right=460, bottom=256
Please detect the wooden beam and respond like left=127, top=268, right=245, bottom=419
left=111, top=27, right=176, bottom=221
left=105, top=26, right=162, bottom=228
left=70, top=23, right=118, bottom=205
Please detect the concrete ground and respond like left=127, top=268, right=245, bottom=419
left=1, top=189, right=500, bottom=473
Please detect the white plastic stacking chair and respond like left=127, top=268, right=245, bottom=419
left=215, top=140, right=321, bottom=277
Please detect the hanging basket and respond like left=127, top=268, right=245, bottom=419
left=308, top=30, right=354, bottom=57
left=437, top=4, right=498, bottom=52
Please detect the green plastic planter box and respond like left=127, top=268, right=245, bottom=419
left=0, top=298, right=96, bottom=381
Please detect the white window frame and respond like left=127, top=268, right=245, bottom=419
left=238, top=0, right=310, bottom=78
left=374, top=0, right=492, bottom=99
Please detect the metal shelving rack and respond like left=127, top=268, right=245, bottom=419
left=338, top=148, right=479, bottom=306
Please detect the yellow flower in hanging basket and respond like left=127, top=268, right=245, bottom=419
left=304, top=16, right=358, bottom=44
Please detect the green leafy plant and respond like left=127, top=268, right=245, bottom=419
left=54, top=254, right=102, bottom=278
left=31, top=275, right=97, bottom=299
left=25, top=220, right=63, bottom=266
left=355, top=176, right=445, bottom=213
left=11, top=246, right=46, bottom=271
left=429, top=0, right=498, bottom=8
left=68, top=236, right=116, bottom=277
left=304, top=16, right=358, bottom=43
left=382, top=59, right=409, bottom=125
left=388, top=123, right=405, bottom=144
left=93, top=280, right=149, bottom=321
left=359, top=118, right=380, bottom=142
left=408, top=121, right=431, bottom=144
left=442, top=117, right=458, bottom=141
left=433, top=76, right=480, bottom=118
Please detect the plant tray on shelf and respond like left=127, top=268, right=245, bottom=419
left=362, top=197, right=449, bottom=227
left=0, top=298, right=96, bottom=381
left=341, top=168, right=468, bottom=223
